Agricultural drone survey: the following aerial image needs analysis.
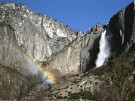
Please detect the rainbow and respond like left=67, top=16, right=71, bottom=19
left=25, top=53, right=56, bottom=84
left=33, top=62, right=56, bottom=84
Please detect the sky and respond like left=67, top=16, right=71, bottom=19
left=0, top=0, right=133, bottom=32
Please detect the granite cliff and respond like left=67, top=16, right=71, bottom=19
left=109, top=2, right=135, bottom=55
left=0, top=2, right=77, bottom=75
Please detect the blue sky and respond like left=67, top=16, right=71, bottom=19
left=0, top=0, right=133, bottom=32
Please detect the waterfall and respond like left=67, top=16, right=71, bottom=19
left=95, top=30, right=111, bottom=68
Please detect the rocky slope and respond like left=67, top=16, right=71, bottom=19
left=43, top=54, right=135, bottom=101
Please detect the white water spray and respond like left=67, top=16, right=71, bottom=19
left=95, top=30, right=111, bottom=68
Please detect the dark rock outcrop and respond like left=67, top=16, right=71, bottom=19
left=109, top=2, right=135, bottom=55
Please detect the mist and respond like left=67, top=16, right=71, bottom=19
left=95, top=30, right=111, bottom=68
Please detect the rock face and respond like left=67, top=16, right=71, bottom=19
left=0, top=2, right=77, bottom=75
left=44, top=34, right=83, bottom=76
left=109, top=2, right=135, bottom=55
left=0, top=22, right=28, bottom=72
